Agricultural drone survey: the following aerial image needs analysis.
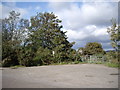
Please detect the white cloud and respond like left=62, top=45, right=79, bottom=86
left=63, top=25, right=111, bottom=50
left=1, top=2, right=116, bottom=50
left=92, top=28, right=108, bottom=37
left=35, top=6, right=41, bottom=10
left=64, top=25, right=109, bottom=41
left=48, top=2, right=117, bottom=50
left=63, top=29, right=88, bottom=41
left=55, top=2, right=117, bottom=29
left=48, top=2, right=72, bottom=11
left=1, top=2, right=28, bottom=19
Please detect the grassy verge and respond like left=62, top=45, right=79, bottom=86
left=51, top=61, right=87, bottom=65
left=0, top=63, right=2, bottom=67
left=10, top=65, right=25, bottom=69
left=104, top=62, right=119, bottom=68
left=3, top=60, right=119, bottom=68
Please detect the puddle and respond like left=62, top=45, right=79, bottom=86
left=110, top=73, right=119, bottom=75
left=85, top=75, right=94, bottom=77
left=108, top=81, right=114, bottom=83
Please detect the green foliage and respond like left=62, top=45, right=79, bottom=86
left=1, top=11, right=85, bottom=67
left=101, top=51, right=119, bottom=68
left=52, top=44, right=68, bottom=63
left=29, top=12, right=75, bottom=65
left=18, top=46, right=35, bottom=66
left=107, top=19, right=120, bottom=51
left=106, top=51, right=117, bottom=59
left=84, top=42, right=105, bottom=55
left=106, top=19, right=120, bottom=65
left=2, top=41, right=19, bottom=67
left=68, top=49, right=76, bottom=61
left=33, top=47, right=53, bottom=65
left=10, top=65, right=25, bottom=69
left=105, top=62, right=119, bottom=68
left=75, top=53, right=81, bottom=61
left=2, top=11, right=120, bottom=68
left=2, top=11, right=29, bottom=67
left=77, top=43, right=105, bottom=57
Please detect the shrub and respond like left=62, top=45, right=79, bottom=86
left=18, top=47, right=35, bottom=67
left=2, top=56, right=19, bottom=67
left=33, top=47, right=53, bottom=65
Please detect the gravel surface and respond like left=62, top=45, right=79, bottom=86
left=2, top=64, right=119, bottom=88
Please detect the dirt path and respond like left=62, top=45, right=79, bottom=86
left=2, top=64, right=119, bottom=88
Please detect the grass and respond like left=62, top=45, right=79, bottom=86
left=88, top=61, right=119, bottom=68
left=0, top=63, right=2, bottom=67
left=51, top=61, right=87, bottom=65
left=85, top=59, right=119, bottom=68
left=10, top=65, right=25, bottom=69
left=6, top=59, right=119, bottom=68
left=104, top=62, right=119, bottom=68
left=87, top=61, right=103, bottom=64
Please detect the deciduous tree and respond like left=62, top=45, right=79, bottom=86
left=107, top=19, right=120, bottom=51
left=84, top=42, right=105, bottom=55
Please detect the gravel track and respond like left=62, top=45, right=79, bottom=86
left=2, top=64, right=119, bottom=88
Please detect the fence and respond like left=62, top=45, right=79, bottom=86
left=81, top=55, right=107, bottom=63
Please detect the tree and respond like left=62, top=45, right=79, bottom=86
left=2, top=11, right=20, bottom=66
left=107, top=19, right=120, bottom=51
left=33, top=47, right=53, bottom=65
left=107, top=19, right=120, bottom=62
left=2, top=11, right=29, bottom=66
left=29, top=12, right=75, bottom=64
left=84, top=42, right=105, bottom=55
left=29, top=12, right=73, bottom=49
left=17, top=45, right=35, bottom=66
left=2, top=11, right=76, bottom=67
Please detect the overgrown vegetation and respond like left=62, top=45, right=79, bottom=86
left=1, top=11, right=119, bottom=68
left=2, top=11, right=76, bottom=67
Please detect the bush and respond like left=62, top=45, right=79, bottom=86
left=2, top=56, right=19, bottom=67
left=33, top=47, right=53, bottom=65
left=2, top=42, right=19, bottom=67
left=18, top=47, right=35, bottom=66
left=68, top=49, right=76, bottom=61
left=2, top=49, right=19, bottom=67
left=105, top=51, right=118, bottom=64
left=105, top=62, right=119, bottom=68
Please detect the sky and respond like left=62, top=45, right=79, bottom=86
left=1, top=0, right=119, bottom=51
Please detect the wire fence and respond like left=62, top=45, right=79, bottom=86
left=81, top=55, right=107, bottom=63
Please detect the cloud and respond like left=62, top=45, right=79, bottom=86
left=64, top=25, right=109, bottom=41
left=48, top=2, right=117, bottom=50
left=1, top=0, right=119, bottom=2
left=63, top=29, right=88, bottom=41
left=48, top=2, right=72, bottom=11
left=1, top=2, right=116, bottom=50
left=63, top=25, right=112, bottom=50
left=1, top=2, right=28, bottom=19
left=53, top=2, right=117, bottom=29
left=35, top=6, right=41, bottom=10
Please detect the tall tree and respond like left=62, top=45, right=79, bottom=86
left=29, top=12, right=74, bottom=64
left=107, top=19, right=120, bottom=51
left=29, top=12, right=72, bottom=49
left=2, top=11, right=76, bottom=66
left=2, top=11, right=29, bottom=66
